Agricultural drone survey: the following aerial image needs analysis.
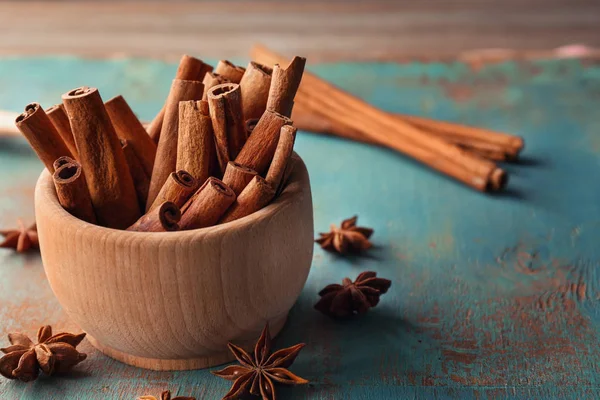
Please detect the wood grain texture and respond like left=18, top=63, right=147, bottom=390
left=1, top=55, right=600, bottom=398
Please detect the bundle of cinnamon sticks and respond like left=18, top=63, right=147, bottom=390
left=15, top=53, right=305, bottom=232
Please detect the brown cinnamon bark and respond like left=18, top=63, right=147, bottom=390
left=214, top=60, right=245, bottom=83
left=220, top=176, right=275, bottom=223
left=121, top=139, right=151, bottom=211
left=177, top=100, right=215, bottom=185
left=62, top=86, right=140, bottom=229
left=148, top=170, right=198, bottom=212
left=266, top=125, right=296, bottom=190
left=15, top=103, right=73, bottom=173
left=245, top=118, right=259, bottom=137
left=53, top=156, right=76, bottom=171
left=105, top=95, right=157, bottom=177
left=202, top=72, right=229, bottom=100
left=239, top=61, right=273, bottom=121
left=207, top=83, right=246, bottom=174
left=266, top=56, right=306, bottom=117
left=46, top=103, right=78, bottom=159
left=146, top=79, right=204, bottom=209
left=235, top=109, right=292, bottom=175
left=222, top=161, right=258, bottom=195
left=148, top=55, right=212, bottom=143
left=127, top=201, right=181, bottom=232
left=179, top=177, right=236, bottom=230
left=52, top=161, right=96, bottom=224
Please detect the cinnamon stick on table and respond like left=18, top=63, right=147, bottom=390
left=15, top=103, right=73, bottom=173
left=179, top=177, right=236, bottom=230
left=239, top=61, right=273, bottom=121
left=177, top=100, right=216, bottom=185
left=62, top=86, right=140, bottom=229
left=52, top=161, right=96, bottom=224
left=121, top=139, right=151, bottom=211
left=146, top=79, right=204, bottom=209
left=214, top=60, right=245, bottom=83
left=222, top=161, right=258, bottom=195
left=148, top=170, right=198, bottom=212
left=220, top=176, right=275, bottom=223
left=46, top=104, right=78, bottom=159
left=127, top=201, right=181, bottom=232
left=147, top=55, right=212, bottom=143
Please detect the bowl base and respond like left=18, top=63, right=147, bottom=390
left=87, top=314, right=288, bottom=371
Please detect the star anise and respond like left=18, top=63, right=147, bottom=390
left=0, top=325, right=86, bottom=382
left=0, top=221, right=39, bottom=253
left=212, top=324, right=308, bottom=400
left=315, top=271, right=392, bottom=318
left=315, top=216, right=373, bottom=254
left=139, top=390, right=195, bottom=400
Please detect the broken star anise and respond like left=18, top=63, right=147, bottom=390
left=139, top=390, right=195, bottom=400
left=212, top=324, right=308, bottom=400
left=0, top=221, right=39, bottom=253
left=315, top=216, right=373, bottom=254
left=315, top=271, right=392, bottom=318
left=0, top=325, right=86, bottom=382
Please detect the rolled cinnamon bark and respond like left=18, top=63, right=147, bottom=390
left=62, top=86, right=140, bottom=229
left=148, top=170, right=198, bottom=212
left=148, top=55, right=212, bottom=143
left=52, top=161, right=96, bottom=224
left=202, top=72, right=229, bottom=101
left=207, top=83, right=246, bottom=174
left=266, top=125, right=296, bottom=190
left=127, top=201, right=181, bottom=232
left=147, top=79, right=204, bottom=209
left=121, top=139, right=150, bottom=211
left=222, top=161, right=258, bottom=196
left=105, top=95, right=157, bottom=177
left=239, top=61, right=273, bottom=121
left=53, top=156, right=76, bottom=171
left=245, top=118, right=259, bottom=137
left=214, top=60, right=245, bottom=83
left=235, top=109, right=292, bottom=175
left=15, top=103, right=73, bottom=173
left=180, top=177, right=236, bottom=230
left=266, top=56, right=306, bottom=117
left=177, top=100, right=215, bottom=185
left=220, top=176, right=275, bottom=223
left=46, top=104, right=78, bottom=159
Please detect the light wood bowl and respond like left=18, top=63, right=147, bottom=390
left=34, top=155, right=313, bottom=371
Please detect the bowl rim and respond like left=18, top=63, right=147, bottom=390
left=35, top=153, right=309, bottom=239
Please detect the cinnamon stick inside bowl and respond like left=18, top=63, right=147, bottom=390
left=180, top=177, right=236, bottom=230
left=127, top=201, right=181, bottom=232
left=222, top=161, right=258, bottom=195
left=177, top=100, right=215, bottom=185
left=46, top=103, right=78, bottom=159
left=239, top=61, right=273, bottom=121
left=52, top=161, right=96, bottom=224
left=214, top=60, right=246, bottom=83
left=148, top=170, right=198, bottom=212
left=220, top=176, right=275, bottom=224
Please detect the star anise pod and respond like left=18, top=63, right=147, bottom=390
left=0, top=220, right=39, bottom=253
left=315, top=271, right=392, bottom=318
left=212, top=324, right=308, bottom=400
left=139, top=390, right=195, bottom=400
left=0, top=325, right=86, bottom=382
left=315, top=216, right=373, bottom=254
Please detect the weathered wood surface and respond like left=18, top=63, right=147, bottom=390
left=1, top=55, right=600, bottom=398
left=0, top=1, right=599, bottom=61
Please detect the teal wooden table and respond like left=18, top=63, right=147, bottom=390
left=1, top=54, right=599, bottom=399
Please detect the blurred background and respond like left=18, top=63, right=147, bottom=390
left=1, top=0, right=599, bottom=61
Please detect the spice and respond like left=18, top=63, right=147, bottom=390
left=139, top=390, right=195, bottom=400
left=315, top=216, right=373, bottom=254
left=315, top=271, right=391, bottom=318
left=127, top=201, right=181, bottom=232
left=52, top=161, right=97, bottom=224
left=239, top=61, right=273, bottom=121
left=219, top=176, right=275, bottom=224
left=0, top=325, right=86, bottom=382
left=0, top=221, right=38, bottom=253
left=212, top=324, right=308, bottom=400
left=214, top=60, right=246, bottom=84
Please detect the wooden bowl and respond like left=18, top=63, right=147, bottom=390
left=34, top=155, right=313, bottom=371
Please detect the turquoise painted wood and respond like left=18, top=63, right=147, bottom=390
left=1, top=55, right=600, bottom=399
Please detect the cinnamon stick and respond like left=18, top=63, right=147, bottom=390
left=46, top=103, right=78, bottom=159
left=177, top=100, right=215, bottom=185
left=52, top=161, right=96, bottom=224
left=245, top=118, right=259, bottom=137
left=222, top=161, right=258, bottom=195
left=235, top=109, right=292, bottom=175
left=202, top=72, right=229, bottom=100
left=127, top=201, right=181, bottom=232
left=220, top=176, right=275, bottom=224
left=214, top=60, right=245, bottom=83
left=266, top=125, right=296, bottom=190
left=148, top=55, right=212, bottom=143
left=148, top=170, right=198, bottom=212
left=121, top=139, right=150, bottom=211
left=105, top=95, right=157, bottom=177
left=266, top=56, right=306, bottom=117
left=62, top=86, right=140, bottom=229
left=147, top=79, right=204, bottom=209
left=207, top=83, right=246, bottom=174
left=239, top=61, right=273, bottom=120
left=53, top=155, right=76, bottom=171
left=179, top=177, right=236, bottom=230
left=15, top=103, right=73, bottom=173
